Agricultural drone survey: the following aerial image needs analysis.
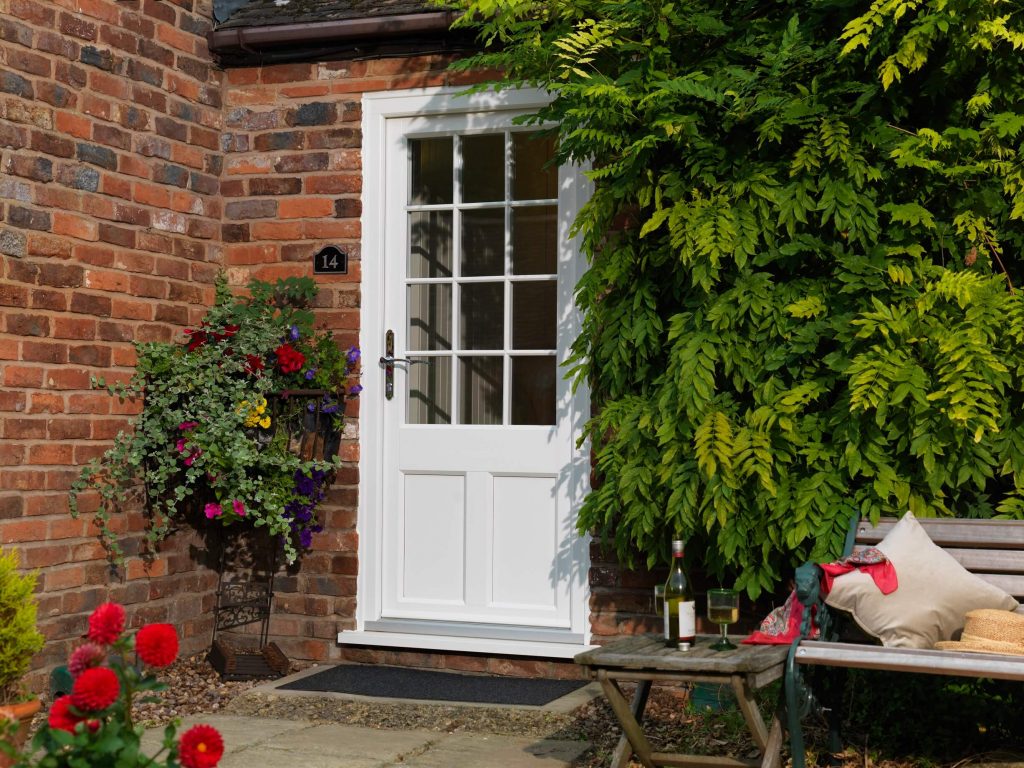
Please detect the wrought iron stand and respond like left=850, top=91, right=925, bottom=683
left=207, top=390, right=340, bottom=681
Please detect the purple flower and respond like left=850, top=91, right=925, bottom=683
left=346, top=347, right=360, bottom=365
left=348, top=384, right=363, bottom=395
left=304, top=368, right=317, bottom=380
left=299, top=529, right=313, bottom=548
left=289, top=325, right=300, bottom=341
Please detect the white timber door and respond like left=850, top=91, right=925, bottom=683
left=349, top=88, right=591, bottom=656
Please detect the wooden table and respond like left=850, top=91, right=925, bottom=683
left=575, top=635, right=788, bottom=768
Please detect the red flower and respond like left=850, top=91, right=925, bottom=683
left=244, top=354, right=265, bottom=375
left=48, top=695, right=83, bottom=733
left=211, top=324, right=240, bottom=342
left=135, top=623, right=179, bottom=668
left=71, top=666, right=119, bottom=712
left=87, top=602, right=125, bottom=645
left=184, top=328, right=208, bottom=352
left=178, top=724, right=225, bottom=768
left=47, top=696, right=101, bottom=734
left=68, top=642, right=105, bottom=677
left=274, top=343, right=306, bottom=374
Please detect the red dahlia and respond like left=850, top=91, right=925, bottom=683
left=274, top=343, right=306, bottom=374
left=71, top=667, right=120, bottom=712
left=48, top=695, right=83, bottom=733
left=178, top=724, right=225, bottom=768
left=135, top=623, right=179, bottom=668
left=87, top=602, right=125, bottom=645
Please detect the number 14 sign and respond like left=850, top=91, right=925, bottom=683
left=313, top=245, right=348, bottom=275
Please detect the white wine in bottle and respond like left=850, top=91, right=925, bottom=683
left=663, top=539, right=696, bottom=650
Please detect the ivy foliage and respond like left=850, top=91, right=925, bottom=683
left=448, top=0, right=1024, bottom=594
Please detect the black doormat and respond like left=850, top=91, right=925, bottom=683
left=278, top=664, right=588, bottom=706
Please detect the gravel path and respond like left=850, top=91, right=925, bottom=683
left=131, top=656, right=763, bottom=768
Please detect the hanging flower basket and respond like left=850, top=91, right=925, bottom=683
left=70, top=275, right=361, bottom=566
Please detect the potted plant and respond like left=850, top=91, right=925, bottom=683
left=0, top=548, right=45, bottom=766
left=69, top=275, right=361, bottom=566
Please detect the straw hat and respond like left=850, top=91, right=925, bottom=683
left=934, top=609, right=1024, bottom=655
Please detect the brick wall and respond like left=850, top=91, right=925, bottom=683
left=0, top=0, right=223, bottom=687
left=216, top=55, right=497, bottom=662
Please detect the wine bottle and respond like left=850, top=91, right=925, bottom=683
left=663, top=539, right=696, bottom=650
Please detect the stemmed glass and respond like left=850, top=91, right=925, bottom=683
left=707, top=588, right=739, bottom=651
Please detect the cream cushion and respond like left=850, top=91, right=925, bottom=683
left=825, top=512, right=1019, bottom=649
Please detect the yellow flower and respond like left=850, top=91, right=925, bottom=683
left=238, top=397, right=269, bottom=428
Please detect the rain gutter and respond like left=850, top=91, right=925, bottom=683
left=207, top=11, right=460, bottom=56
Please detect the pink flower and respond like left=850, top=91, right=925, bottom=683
left=184, top=451, right=200, bottom=467
left=204, top=503, right=222, bottom=519
left=69, top=643, right=106, bottom=677
left=176, top=438, right=187, bottom=453
left=178, top=421, right=199, bottom=431
left=231, top=500, right=246, bottom=517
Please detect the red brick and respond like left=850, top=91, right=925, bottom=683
left=22, top=341, right=68, bottom=364
left=47, top=419, right=90, bottom=440
left=52, top=212, right=99, bottom=241
left=53, top=317, right=97, bottom=339
left=68, top=394, right=111, bottom=414
left=1, top=518, right=48, bottom=544
left=0, top=469, right=47, bottom=490
left=28, top=444, right=74, bottom=465
left=44, top=564, right=87, bottom=590
left=28, top=393, right=65, bottom=414
left=3, top=365, right=44, bottom=388
left=278, top=198, right=334, bottom=218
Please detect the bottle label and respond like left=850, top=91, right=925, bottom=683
left=678, top=600, right=696, bottom=640
left=663, top=599, right=670, bottom=640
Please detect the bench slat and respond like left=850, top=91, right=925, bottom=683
left=852, top=544, right=1024, bottom=577
left=855, top=518, right=1024, bottom=550
left=795, top=641, right=1024, bottom=681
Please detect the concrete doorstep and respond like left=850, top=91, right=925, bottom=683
left=142, top=714, right=591, bottom=768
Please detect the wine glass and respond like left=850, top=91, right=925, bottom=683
left=707, top=588, right=739, bottom=651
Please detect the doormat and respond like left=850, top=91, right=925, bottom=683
left=277, top=664, right=589, bottom=706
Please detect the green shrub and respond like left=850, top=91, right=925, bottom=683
left=0, top=548, right=44, bottom=704
left=449, top=0, right=1024, bottom=593
left=841, top=670, right=1024, bottom=758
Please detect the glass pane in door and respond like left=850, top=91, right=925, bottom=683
left=512, top=206, right=556, bottom=275
left=410, top=137, right=453, bottom=204
left=461, top=282, right=504, bottom=350
left=409, top=211, right=453, bottom=278
left=512, top=133, right=557, bottom=201
left=461, top=209, right=505, bottom=277
left=512, top=282, right=557, bottom=349
left=462, top=134, right=505, bottom=203
left=408, top=357, right=452, bottom=425
left=511, top=356, right=556, bottom=425
left=408, top=284, right=452, bottom=350
left=459, top=356, right=503, bottom=424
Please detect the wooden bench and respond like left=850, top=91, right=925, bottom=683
left=784, top=517, right=1024, bottom=768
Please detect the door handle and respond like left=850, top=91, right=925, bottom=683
left=381, top=330, right=429, bottom=401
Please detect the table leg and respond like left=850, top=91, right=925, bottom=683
left=598, top=671, right=655, bottom=768
left=730, top=675, right=769, bottom=752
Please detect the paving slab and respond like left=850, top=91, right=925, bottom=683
left=400, top=732, right=589, bottom=768
left=143, top=713, right=590, bottom=768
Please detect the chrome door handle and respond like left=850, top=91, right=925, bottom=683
left=378, top=355, right=427, bottom=366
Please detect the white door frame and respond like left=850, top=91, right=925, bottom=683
left=342, top=86, right=593, bottom=658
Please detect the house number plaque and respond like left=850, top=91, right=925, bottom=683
left=312, top=245, right=348, bottom=275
